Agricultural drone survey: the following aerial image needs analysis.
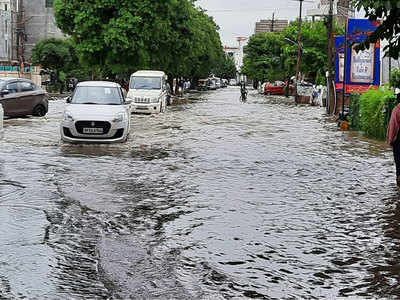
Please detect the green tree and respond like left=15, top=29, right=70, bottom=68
left=242, top=32, right=286, bottom=82
left=242, top=20, right=344, bottom=84
left=353, top=0, right=400, bottom=58
left=31, top=38, right=77, bottom=92
left=282, top=20, right=344, bottom=82
left=215, top=55, right=237, bottom=80
left=53, top=0, right=225, bottom=80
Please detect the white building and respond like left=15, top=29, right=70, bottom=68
left=0, top=0, right=15, bottom=61
left=223, top=37, right=248, bottom=81
left=24, top=0, right=65, bottom=60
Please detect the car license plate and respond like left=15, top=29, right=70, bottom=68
left=83, top=127, right=103, bottom=134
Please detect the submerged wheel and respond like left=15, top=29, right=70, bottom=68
left=33, top=105, right=46, bottom=117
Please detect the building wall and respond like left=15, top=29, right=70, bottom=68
left=0, top=0, right=13, bottom=62
left=24, top=0, right=65, bottom=60
left=254, top=20, right=289, bottom=34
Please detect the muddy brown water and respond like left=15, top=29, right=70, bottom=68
left=0, top=87, right=399, bottom=299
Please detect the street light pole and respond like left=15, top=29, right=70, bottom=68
left=295, top=0, right=303, bottom=104
left=327, top=0, right=334, bottom=114
left=341, top=16, right=349, bottom=118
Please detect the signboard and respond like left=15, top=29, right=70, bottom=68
left=335, top=36, right=345, bottom=90
left=335, top=19, right=380, bottom=94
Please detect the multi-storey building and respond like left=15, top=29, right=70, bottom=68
left=254, top=19, right=289, bottom=34
left=0, top=0, right=64, bottom=62
left=0, top=0, right=17, bottom=62
left=24, top=0, right=65, bottom=60
left=307, top=0, right=354, bottom=23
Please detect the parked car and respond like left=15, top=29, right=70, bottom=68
left=214, top=77, right=221, bottom=89
left=208, top=80, right=217, bottom=90
left=264, top=81, right=286, bottom=95
left=0, top=104, right=3, bottom=139
left=197, top=79, right=209, bottom=91
left=221, top=79, right=228, bottom=88
left=60, top=81, right=131, bottom=143
left=0, top=77, right=48, bottom=117
left=127, top=70, right=168, bottom=114
left=229, top=79, right=237, bottom=86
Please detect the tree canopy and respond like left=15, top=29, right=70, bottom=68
left=354, top=0, right=400, bottom=58
left=53, top=0, right=225, bottom=79
left=31, top=38, right=76, bottom=72
left=242, top=20, right=344, bottom=83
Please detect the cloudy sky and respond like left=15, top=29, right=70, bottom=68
left=196, top=0, right=364, bottom=46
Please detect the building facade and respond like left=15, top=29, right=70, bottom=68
left=23, top=0, right=64, bottom=60
left=307, top=0, right=354, bottom=23
left=224, top=37, right=248, bottom=82
left=0, top=0, right=17, bottom=62
left=254, top=19, right=289, bottom=34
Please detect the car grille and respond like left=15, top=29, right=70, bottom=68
left=75, top=121, right=111, bottom=134
left=134, top=97, right=151, bottom=103
left=64, top=127, right=124, bottom=140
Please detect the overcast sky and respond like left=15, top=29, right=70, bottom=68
left=196, top=0, right=365, bottom=46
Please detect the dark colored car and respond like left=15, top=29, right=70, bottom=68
left=0, top=78, right=48, bottom=117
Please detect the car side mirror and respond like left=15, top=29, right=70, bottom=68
left=66, top=96, right=72, bottom=103
left=125, top=99, right=132, bottom=105
left=1, top=90, right=9, bottom=97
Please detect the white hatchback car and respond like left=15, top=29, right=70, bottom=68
left=60, top=81, right=131, bottom=143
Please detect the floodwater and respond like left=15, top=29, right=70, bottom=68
left=0, top=87, right=399, bottom=299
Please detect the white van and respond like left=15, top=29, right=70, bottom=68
left=127, top=70, right=168, bottom=114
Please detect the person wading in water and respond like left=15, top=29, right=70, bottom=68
left=387, top=93, right=400, bottom=186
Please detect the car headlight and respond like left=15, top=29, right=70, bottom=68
left=63, top=112, right=74, bottom=122
left=112, top=113, right=124, bottom=123
left=151, top=97, right=160, bottom=103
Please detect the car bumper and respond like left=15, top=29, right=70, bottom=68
left=131, top=103, right=161, bottom=114
left=60, top=120, right=129, bottom=143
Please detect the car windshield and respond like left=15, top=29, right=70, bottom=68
left=71, top=86, right=123, bottom=105
left=130, top=77, right=161, bottom=90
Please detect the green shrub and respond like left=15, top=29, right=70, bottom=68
left=315, top=69, right=325, bottom=86
left=390, top=68, right=400, bottom=89
left=349, top=94, right=361, bottom=131
left=359, top=88, right=396, bottom=140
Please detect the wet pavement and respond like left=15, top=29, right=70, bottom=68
left=0, top=87, right=399, bottom=299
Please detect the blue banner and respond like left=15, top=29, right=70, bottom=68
left=335, top=19, right=380, bottom=94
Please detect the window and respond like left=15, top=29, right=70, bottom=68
left=130, top=77, right=161, bottom=90
left=19, top=81, right=35, bottom=92
left=6, top=82, right=18, bottom=94
left=4, top=4, right=7, bottom=11
left=45, top=0, right=53, bottom=8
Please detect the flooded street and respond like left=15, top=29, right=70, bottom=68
left=1, top=87, right=399, bottom=299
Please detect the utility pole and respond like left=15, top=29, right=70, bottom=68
left=271, top=12, right=275, bottom=32
left=327, top=0, right=334, bottom=114
left=341, top=11, right=349, bottom=117
left=17, top=0, right=25, bottom=77
left=295, top=0, right=303, bottom=104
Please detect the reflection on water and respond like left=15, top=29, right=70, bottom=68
left=0, top=88, right=399, bottom=299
